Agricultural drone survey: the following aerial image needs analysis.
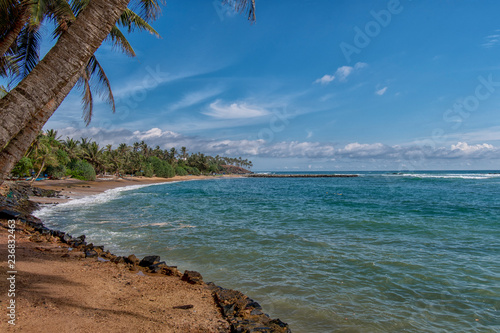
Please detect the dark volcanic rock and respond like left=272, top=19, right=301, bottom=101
left=160, top=266, right=182, bottom=277
left=61, top=234, right=71, bottom=243
left=207, top=283, right=292, bottom=333
left=0, top=208, right=21, bottom=219
left=112, top=256, right=126, bottom=264
left=149, top=261, right=166, bottom=273
left=181, top=270, right=203, bottom=284
left=85, top=250, right=98, bottom=258
left=125, top=254, right=139, bottom=265
left=139, top=255, right=160, bottom=267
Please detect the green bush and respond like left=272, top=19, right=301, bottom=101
left=45, top=165, right=66, bottom=179
left=56, top=149, right=70, bottom=166
left=185, top=166, right=200, bottom=175
left=175, top=166, right=188, bottom=176
left=148, top=157, right=175, bottom=178
left=11, top=157, right=33, bottom=177
left=143, top=163, right=154, bottom=177
left=67, top=160, right=96, bottom=181
left=208, top=163, right=221, bottom=174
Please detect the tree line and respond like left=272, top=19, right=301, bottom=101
left=11, top=129, right=253, bottom=181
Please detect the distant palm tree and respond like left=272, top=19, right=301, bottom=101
left=62, top=137, right=80, bottom=160
left=83, top=141, right=104, bottom=173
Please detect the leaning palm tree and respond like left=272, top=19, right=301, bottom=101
left=0, top=0, right=256, bottom=183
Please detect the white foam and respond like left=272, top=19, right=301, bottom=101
left=34, top=181, right=178, bottom=219
left=388, top=173, right=500, bottom=180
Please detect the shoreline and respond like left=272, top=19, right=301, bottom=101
left=28, top=174, right=243, bottom=204
left=0, top=176, right=291, bottom=332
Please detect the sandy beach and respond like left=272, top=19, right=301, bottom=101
left=0, top=175, right=290, bottom=332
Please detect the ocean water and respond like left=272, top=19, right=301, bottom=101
left=35, top=171, right=500, bottom=332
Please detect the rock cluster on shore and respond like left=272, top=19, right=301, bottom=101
left=0, top=182, right=292, bottom=333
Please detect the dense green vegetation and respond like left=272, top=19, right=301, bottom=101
left=10, top=130, right=252, bottom=181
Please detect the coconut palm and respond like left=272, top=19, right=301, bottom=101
left=1, top=0, right=75, bottom=81
left=62, top=137, right=80, bottom=160
left=27, top=132, right=59, bottom=182
left=83, top=141, right=104, bottom=173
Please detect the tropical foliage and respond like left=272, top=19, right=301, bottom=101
left=9, top=130, right=253, bottom=180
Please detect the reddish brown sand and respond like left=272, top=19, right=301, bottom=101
left=0, top=175, right=242, bottom=332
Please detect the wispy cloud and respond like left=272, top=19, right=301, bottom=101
left=375, top=87, right=388, bottom=95
left=112, top=65, right=224, bottom=100
left=482, top=30, right=500, bottom=48
left=203, top=100, right=270, bottom=119
left=314, top=62, right=367, bottom=85
left=169, top=87, right=224, bottom=111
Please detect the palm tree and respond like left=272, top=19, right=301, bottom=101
left=27, top=133, right=58, bottom=183
left=0, top=0, right=75, bottom=74
left=62, top=137, right=80, bottom=160
left=0, top=0, right=256, bottom=183
left=83, top=141, right=104, bottom=174
left=180, top=146, right=188, bottom=160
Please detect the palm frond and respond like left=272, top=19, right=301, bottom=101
left=106, top=26, right=136, bottom=57
left=11, top=25, right=41, bottom=83
left=118, top=8, right=160, bottom=37
left=0, top=85, right=8, bottom=98
left=45, top=0, right=75, bottom=27
left=0, top=54, right=19, bottom=78
left=76, top=69, right=93, bottom=126
left=69, top=0, right=89, bottom=17
left=223, top=0, right=256, bottom=22
left=87, top=55, right=115, bottom=113
left=30, top=0, right=48, bottom=26
left=129, top=0, right=164, bottom=22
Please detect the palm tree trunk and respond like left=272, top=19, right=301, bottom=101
left=0, top=0, right=31, bottom=56
left=0, top=0, right=130, bottom=152
left=30, top=160, right=45, bottom=184
left=0, top=72, right=81, bottom=184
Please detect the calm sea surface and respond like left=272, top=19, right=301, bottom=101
left=36, top=171, right=500, bottom=332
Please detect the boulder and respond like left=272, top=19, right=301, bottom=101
left=149, top=261, right=166, bottom=273
left=139, top=255, right=160, bottom=267
left=125, top=254, right=139, bottom=265
left=85, top=250, right=98, bottom=258
left=181, top=270, right=203, bottom=285
left=160, top=266, right=182, bottom=277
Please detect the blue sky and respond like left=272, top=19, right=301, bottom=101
left=40, top=0, right=500, bottom=171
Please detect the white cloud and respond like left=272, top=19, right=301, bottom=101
left=482, top=31, right=500, bottom=48
left=314, top=62, right=367, bottom=85
left=53, top=127, right=500, bottom=162
left=375, top=87, right=388, bottom=95
left=451, top=142, right=494, bottom=153
left=204, top=100, right=270, bottom=119
left=314, top=74, right=335, bottom=85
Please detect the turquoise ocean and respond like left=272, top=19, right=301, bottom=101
left=35, top=171, right=500, bottom=332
